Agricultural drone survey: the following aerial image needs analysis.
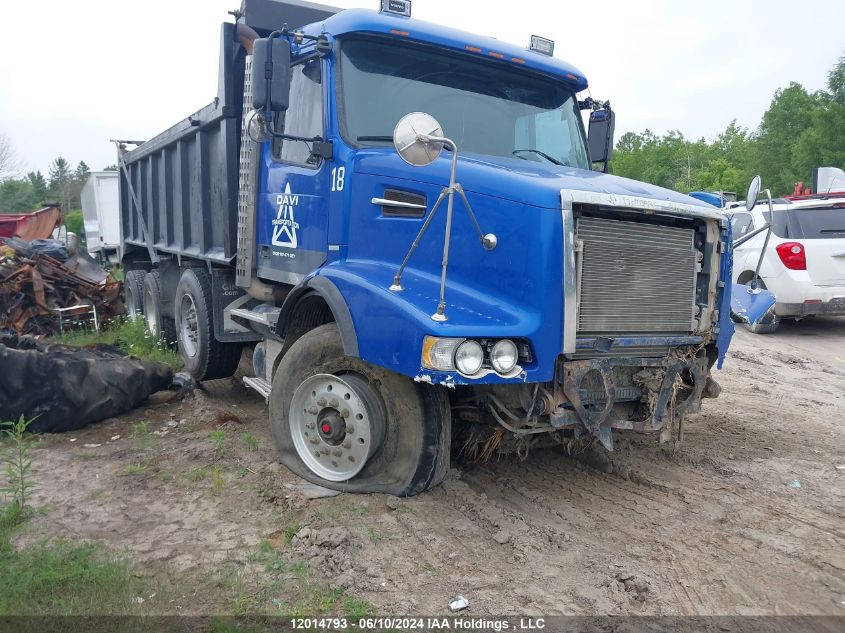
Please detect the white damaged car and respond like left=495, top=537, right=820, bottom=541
left=728, top=192, right=845, bottom=333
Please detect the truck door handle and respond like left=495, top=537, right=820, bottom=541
left=371, top=197, right=427, bottom=210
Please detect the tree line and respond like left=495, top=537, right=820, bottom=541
left=610, top=54, right=845, bottom=197
left=0, top=154, right=117, bottom=216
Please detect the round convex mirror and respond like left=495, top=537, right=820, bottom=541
left=393, top=112, right=445, bottom=167
left=746, top=175, right=761, bottom=212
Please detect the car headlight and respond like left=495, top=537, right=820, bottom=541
left=490, top=339, right=518, bottom=374
left=454, top=340, right=484, bottom=376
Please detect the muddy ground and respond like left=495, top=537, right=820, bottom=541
left=14, top=316, right=845, bottom=616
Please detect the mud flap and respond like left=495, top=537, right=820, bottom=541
left=730, top=283, right=777, bottom=326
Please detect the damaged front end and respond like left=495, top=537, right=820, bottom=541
left=454, top=345, right=721, bottom=454
left=453, top=189, right=733, bottom=457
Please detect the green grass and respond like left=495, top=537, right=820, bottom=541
left=210, top=429, right=227, bottom=455
left=365, top=526, right=383, bottom=545
left=57, top=317, right=181, bottom=370
left=240, top=432, right=260, bottom=452
left=121, top=463, right=147, bottom=476
left=185, top=467, right=209, bottom=483
left=0, top=506, right=149, bottom=616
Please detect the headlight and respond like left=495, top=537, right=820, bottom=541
left=454, top=340, right=484, bottom=376
left=490, top=339, right=518, bottom=374
left=421, top=337, right=462, bottom=371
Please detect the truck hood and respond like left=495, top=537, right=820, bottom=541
left=355, top=150, right=714, bottom=211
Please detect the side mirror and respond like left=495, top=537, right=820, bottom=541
left=252, top=37, right=291, bottom=112
left=393, top=112, right=445, bottom=167
left=745, top=175, right=761, bottom=212
left=588, top=106, right=615, bottom=171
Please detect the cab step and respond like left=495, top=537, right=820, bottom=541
left=243, top=376, right=272, bottom=401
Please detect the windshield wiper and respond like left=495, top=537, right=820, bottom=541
left=512, top=148, right=565, bottom=166
left=357, top=135, right=393, bottom=142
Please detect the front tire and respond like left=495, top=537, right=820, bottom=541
left=174, top=268, right=242, bottom=381
left=269, top=323, right=451, bottom=496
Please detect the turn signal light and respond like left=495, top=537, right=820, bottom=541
left=775, top=242, right=806, bottom=270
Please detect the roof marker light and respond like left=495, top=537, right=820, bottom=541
left=380, top=0, right=411, bottom=17
left=529, top=35, right=554, bottom=56
left=465, top=45, right=482, bottom=53
left=488, top=51, right=505, bottom=59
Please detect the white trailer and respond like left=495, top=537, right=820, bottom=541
left=80, top=171, right=121, bottom=264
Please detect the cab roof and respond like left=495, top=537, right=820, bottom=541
left=304, top=8, right=589, bottom=92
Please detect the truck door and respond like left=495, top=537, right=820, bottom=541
left=255, top=56, right=329, bottom=285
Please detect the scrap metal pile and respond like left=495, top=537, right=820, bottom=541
left=0, top=237, right=123, bottom=337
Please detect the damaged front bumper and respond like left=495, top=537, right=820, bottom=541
left=466, top=349, right=721, bottom=453
left=551, top=353, right=717, bottom=450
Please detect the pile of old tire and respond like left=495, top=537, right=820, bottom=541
left=0, top=332, right=173, bottom=433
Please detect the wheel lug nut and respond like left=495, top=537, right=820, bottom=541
left=305, top=422, right=315, bottom=429
left=317, top=398, right=326, bottom=406
left=309, top=437, right=319, bottom=445
left=340, top=409, right=350, bottom=418
left=332, top=448, right=342, bottom=457
left=346, top=425, right=354, bottom=435
left=342, top=440, right=351, bottom=449
left=330, top=399, right=339, bottom=408
left=320, top=447, right=330, bottom=455
left=308, top=406, right=319, bottom=415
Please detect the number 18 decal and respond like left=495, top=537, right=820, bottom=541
left=331, top=166, right=345, bottom=192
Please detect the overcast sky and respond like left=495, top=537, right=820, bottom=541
left=1, top=0, right=842, bottom=175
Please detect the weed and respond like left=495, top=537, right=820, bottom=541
left=58, top=317, right=181, bottom=370
left=131, top=420, right=150, bottom=439
left=366, top=527, right=384, bottom=545
left=291, top=560, right=308, bottom=581
left=284, top=521, right=302, bottom=544
left=233, top=467, right=249, bottom=480
left=1, top=416, right=37, bottom=514
left=213, top=467, right=225, bottom=494
left=210, top=429, right=227, bottom=455
left=121, top=463, right=147, bottom=476
left=185, top=467, right=209, bottom=483
left=240, top=432, right=260, bottom=452
left=344, top=596, right=375, bottom=619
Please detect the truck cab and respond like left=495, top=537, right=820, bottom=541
left=118, top=0, right=737, bottom=495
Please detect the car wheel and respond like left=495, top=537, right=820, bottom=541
left=269, top=323, right=451, bottom=496
left=174, top=268, right=242, bottom=381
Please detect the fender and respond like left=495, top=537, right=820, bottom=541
left=316, top=262, right=556, bottom=384
left=278, top=274, right=359, bottom=357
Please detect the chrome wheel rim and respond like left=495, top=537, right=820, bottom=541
left=289, top=374, right=382, bottom=482
left=179, top=294, right=199, bottom=358
left=144, top=285, right=158, bottom=337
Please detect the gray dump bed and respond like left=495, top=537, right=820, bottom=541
left=119, top=0, right=338, bottom=266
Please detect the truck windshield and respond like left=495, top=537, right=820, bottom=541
left=338, top=38, right=590, bottom=169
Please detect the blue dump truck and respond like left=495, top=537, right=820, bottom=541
left=117, top=0, right=744, bottom=495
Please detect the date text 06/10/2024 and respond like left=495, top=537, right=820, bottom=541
left=289, top=617, right=547, bottom=631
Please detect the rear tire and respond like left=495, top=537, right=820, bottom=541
left=143, top=270, right=177, bottom=347
left=269, top=323, right=451, bottom=496
left=174, top=268, right=242, bottom=381
left=124, top=270, right=146, bottom=319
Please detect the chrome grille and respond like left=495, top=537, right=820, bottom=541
left=576, top=216, right=697, bottom=334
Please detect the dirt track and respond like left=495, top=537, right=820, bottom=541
left=18, top=317, right=845, bottom=616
